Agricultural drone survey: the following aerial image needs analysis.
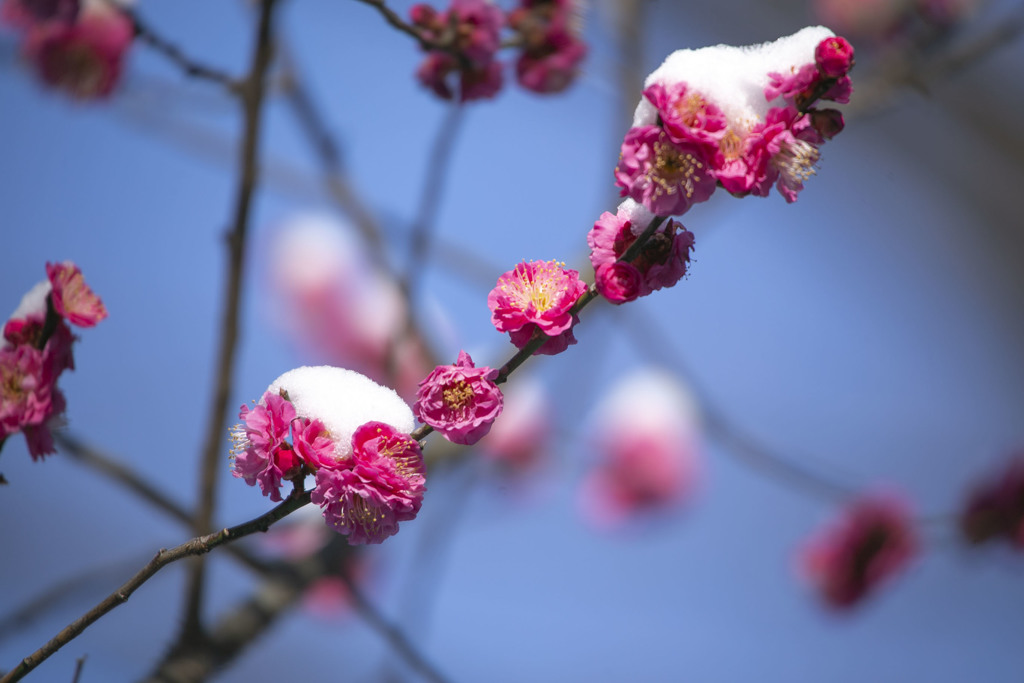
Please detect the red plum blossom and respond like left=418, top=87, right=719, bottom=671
left=414, top=350, right=503, bottom=445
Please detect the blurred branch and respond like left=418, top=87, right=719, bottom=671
left=119, top=5, right=241, bottom=92
left=184, top=0, right=280, bottom=640
left=402, top=102, right=465, bottom=304
left=71, top=656, right=86, bottom=683
left=0, top=490, right=312, bottom=683
left=352, top=0, right=436, bottom=51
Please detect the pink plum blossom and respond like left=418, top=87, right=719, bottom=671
left=961, top=456, right=1024, bottom=550
left=0, top=343, right=65, bottom=460
left=578, top=369, right=700, bottom=528
left=815, top=35, right=855, bottom=78
left=799, top=494, right=918, bottom=609
left=508, top=0, right=586, bottom=94
left=24, top=1, right=133, bottom=99
left=46, top=260, right=107, bottom=327
left=1, top=0, right=79, bottom=28
left=312, top=421, right=426, bottom=545
left=488, top=260, right=586, bottom=356
left=587, top=200, right=696, bottom=303
left=410, top=0, right=504, bottom=102
left=414, top=351, right=503, bottom=445
left=231, top=391, right=303, bottom=502
left=614, top=125, right=716, bottom=217
left=594, top=262, right=641, bottom=304
left=643, top=81, right=726, bottom=164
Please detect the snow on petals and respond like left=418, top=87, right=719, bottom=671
left=619, top=26, right=854, bottom=211
left=414, top=351, right=503, bottom=445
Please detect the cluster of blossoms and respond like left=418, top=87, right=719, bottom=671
left=413, top=350, right=504, bottom=445
left=960, top=455, right=1024, bottom=551
left=615, top=26, right=854, bottom=216
left=815, top=0, right=981, bottom=40
left=487, top=259, right=586, bottom=356
left=587, top=199, right=695, bottom=304
left=231, top=366, right=426, bottom=545
left=799, top=494, right=917, bottom=609
left=2, top=0, right=133, bottom=99
left=409, top=0, right=585, bottom=101
left=1, top=261, right=107, bottom=459
left=578, top=369, right=701, bottom=528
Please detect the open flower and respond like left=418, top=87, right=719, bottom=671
left=46, top=260, right=107, bottom=327
left=799, top=493, right=918, bottom=609
left=313, top=421, right=426, bottom=545
left=414, top=351, right=503, bottom=445
left=231, top=392, right=302, bottom=502
left=488, top=260, right=586, bottom=356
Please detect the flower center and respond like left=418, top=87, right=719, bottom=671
left=673, top=92, right=709, bottom=128
left=443, top=380, right=475, bottom=412
left=506, top=261, right=566, bottom=313
left=719, top=128, right=744, bottom=161
left=0, top=366, right=26, bottom=403
left=649, top=139, right=706, bottom=200
left=54, top=44, right=105, bottom=98
left=775, top=138, right=819, bottom=186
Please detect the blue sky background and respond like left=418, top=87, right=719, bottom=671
left=2, top=0, right=1024, bottom=681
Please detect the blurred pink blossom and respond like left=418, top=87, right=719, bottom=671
left=479, top=376, right=551, bottom=474
left=24, top=0, right=132, bottom=99
left=507, top=0, right=587, bottom=94
left=410, top=0, right=504, bottom=101
left=578, top=369, right=701, bottom=528
left=961, top=456, right=1024, bottom=550
left=799, top=493, right=918, bottom=609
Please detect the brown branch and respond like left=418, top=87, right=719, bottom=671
left=119, top=5, right=241, bottom=92
left=183, top=0, right=281, bottom=639
left=0, top=491, right=311, bottom=683
left=352, top=0, right=437, bottom=51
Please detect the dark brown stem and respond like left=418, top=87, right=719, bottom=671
left=0, top=492, right=311, bottom=683
left=182, top=0, right=280, bottom=640
left=120, top=6, right=240, bottom=92
left=352, top=0, right=438, bottom=51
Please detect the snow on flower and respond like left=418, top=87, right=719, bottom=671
left=313, top=421, right=426, bottom=544
left=799, top=493, right=918, bottom=609
left=231, top=367, right=427, bottom=544
left=618, top=26, right=854, bottom=211
left=414, top=350, right=503, bottom=445
left=578, top=368, right=701, bottom=528
left=46, top=260, right=107, bottom=327
left=588, top=198, right=695, bottom=304
left=487, top=260, right=586, bottom=356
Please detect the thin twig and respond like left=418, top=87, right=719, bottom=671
left=402, top=102, right=465, bottom=303
left=183, top=0, right=281, bottom=639
left=352, top=0, right=437, bottom=51
left=339, top=570, right=453, bottom=683
left=0, top=491, right=311, bottom=683
left=120, top=6, right=240, bottom=92
left=70, top=656, right=86, bottom=683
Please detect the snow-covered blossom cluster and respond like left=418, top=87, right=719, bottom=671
left=409, top=0, right=586, bottom=101
left=2, top=0, right=133, bottom=99
left=616, top=27, right=854, bottom=215
left=1, top=261, right=107, bottom=459
left=231, top=366, right=425, bottom=545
